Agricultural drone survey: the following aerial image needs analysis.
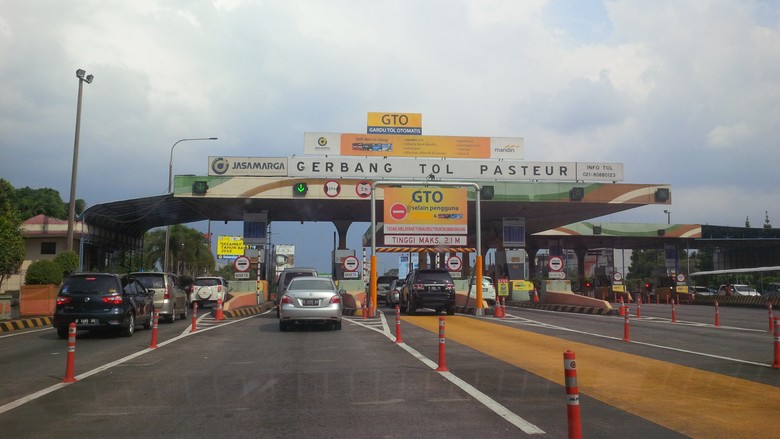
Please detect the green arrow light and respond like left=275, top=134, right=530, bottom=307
left=293, top=182, right=308, bottom=196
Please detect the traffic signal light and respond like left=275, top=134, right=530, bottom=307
left=585, top=282, right=591, bottom=288
left=192, top=181, right=208, bottom=195
left=292, top=182, right=308, bottom=197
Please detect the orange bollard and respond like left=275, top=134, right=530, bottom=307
left=636, top=298, right=641, bottom=319
left=714, top=301, right=721, bottom=328
left=563, top=351, right=583, bottom=439
left=148, top=310, right=159, bottom=349
left=623, top=305, right=631, bottom=342
left=772, top=316, right=780, bottom=369
left=394, top=306, right=403, bottom=344
left=619, top=297, right=625, bottom=316
left=362, top=301, right=367, bottom=320
left=368, top=299, right=374, bottom=319
left=63, top=322, right=78, bottom=383
left=532, top=289, right=540, bottom=303
left=216, top=296, right=224, bottom=321
left=671, top=299, right=677, bottom=323
left=501, top=297, right=506, bottom=319
left=772, top=316, right=780, bottom=368
left=435, top=316, right=448, bottom=372
left=768, top=303, right=774, bottom=333
left=191, top=301, right=198, bottom=332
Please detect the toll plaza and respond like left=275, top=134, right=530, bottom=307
left=77, top=119, right=780, bottom=312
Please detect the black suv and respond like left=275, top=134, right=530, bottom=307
left=53, top=273, right=154, bottom=338
left=399, top=269, right=456, bottom=315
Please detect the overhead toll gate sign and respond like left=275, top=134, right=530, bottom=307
left=367, top=112, right=422, bottom=135
left=304, top=132, right=524, bottom=159
left=383, top=187, right=467, bottom=246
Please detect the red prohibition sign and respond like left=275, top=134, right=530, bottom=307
left=390, top=203, right=407, bottom=220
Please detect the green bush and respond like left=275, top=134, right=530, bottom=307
left=25, top=260, right=63, bottom=285
left=53, top=251, right=79, bottom=277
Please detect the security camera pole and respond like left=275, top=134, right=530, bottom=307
left=67, top=69, right=94, bottom=252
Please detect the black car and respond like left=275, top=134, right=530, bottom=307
left=53, top=273, right=154, bottom=339
left=399, top=269, right=456, bottom=315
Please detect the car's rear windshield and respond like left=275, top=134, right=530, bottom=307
left=61, top=276, right=119, bottom=295
left=133, top=274, right=165, bottom=288
left=417, top=271, right=453, bottom=282
left=282, top=271, right=317, bottom=286
left=288, top=278, right=334, bottom=291
left=195, top=278, right=220, bottom=286
left=377, top=276, right=397, bottom=284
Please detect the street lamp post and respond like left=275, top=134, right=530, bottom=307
left=162, top=137, right=218, bottom=272
left=66, top=69, right=94, bottom=252
left=664, top=209, right=671, bottom=224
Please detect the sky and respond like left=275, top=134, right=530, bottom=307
left=1, top=1, right=779, bottom=274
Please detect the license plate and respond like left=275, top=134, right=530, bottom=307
left=303, top=299, right=318, bottom=306
left=77, top=318, right=97, bottom=325
left=429, top=286, right=441, bottom=291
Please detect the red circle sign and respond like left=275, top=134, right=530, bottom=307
left=234, top=256, right=251, bottom=272
left=342, top=256, right=359, bottom=272
left=548, top=256, right=564, bottom=272
left=390, top=203, right=407, bottom=220
left=446, top=256, right=462, bottom=272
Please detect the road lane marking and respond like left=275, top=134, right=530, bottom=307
left=402, top=315, right=780, bottom=438
left=0, top=313, right=263, bottom=416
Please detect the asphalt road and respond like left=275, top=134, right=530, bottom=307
left=0, top=303, right=778, bottom=438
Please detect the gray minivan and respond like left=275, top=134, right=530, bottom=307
left=130, top=272, right=189, bottom=323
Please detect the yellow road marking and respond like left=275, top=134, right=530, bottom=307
left=403, top=316, right=779, bottom=438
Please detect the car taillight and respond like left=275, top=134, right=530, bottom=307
left=164, top=285, right=171, bottom=300
left=217, top=285, right=223, bottom=292
left=280, top=295, right=293, bottom=304
left=413, top=283, right=424, bottom=290
left=102, top=295, right=123, bottom=305
left=329, top=295, right=341, bottom=304
left=56, top=296, right=72, bottom=305
left=446, top=283, right=455, bottom=289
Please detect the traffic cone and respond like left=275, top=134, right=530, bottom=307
left=215, top=296, right=224, bottom=321
left=619, top=297, right=625, bottom=316
left=532, top=289, right=540, bottom=303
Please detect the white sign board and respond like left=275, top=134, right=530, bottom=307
left=234, top=272, right=250, bottom=279
left=548, top=271, right=567, bottom=279
left=384, top=235, right=467, bottom=246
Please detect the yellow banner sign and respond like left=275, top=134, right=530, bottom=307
left=218, top=236, right=245, bottom=256
left=367, top=112, right=422, bottom=135
left=383, top=187, right=467, bottom=234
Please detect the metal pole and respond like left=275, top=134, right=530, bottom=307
left=163, top=137, right=217, bottom=272
left=67, top=74, right=89, bottom=252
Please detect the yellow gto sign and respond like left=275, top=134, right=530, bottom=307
left=383, top=187, right=467, bottom=234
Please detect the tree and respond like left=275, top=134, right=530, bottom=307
left=25, top=260, right=63, bottom=285
left=53, top=251, right=80, bottom=277
left=626, top=249, right=663, bottom=281
left=0, top=179, right=25, bottom=291
left=143, top=225, right=215, bottom=275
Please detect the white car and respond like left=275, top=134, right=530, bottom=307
left=190, top=277, right=230, bottom=308
left=717, top=284, right=760, bottom=296
left=467, top=276, right=497, bottom=305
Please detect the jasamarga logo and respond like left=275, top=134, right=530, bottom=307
left=211, top=157, right=229, bottom=174
left=231, top=161, right=286, bottom=170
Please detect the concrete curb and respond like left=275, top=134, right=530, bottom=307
left=509, top=301, right=617, bottom=316
left=0, top=316, right=53, bottom=333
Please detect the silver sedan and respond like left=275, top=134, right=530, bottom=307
left=279, top=276, right=344, bottom=331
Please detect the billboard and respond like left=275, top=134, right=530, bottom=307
left=217, top=236, right=245, bottom=257
left=304, top=132, right=524, bottom=159
left=383, top=187, right=467, bottom=235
